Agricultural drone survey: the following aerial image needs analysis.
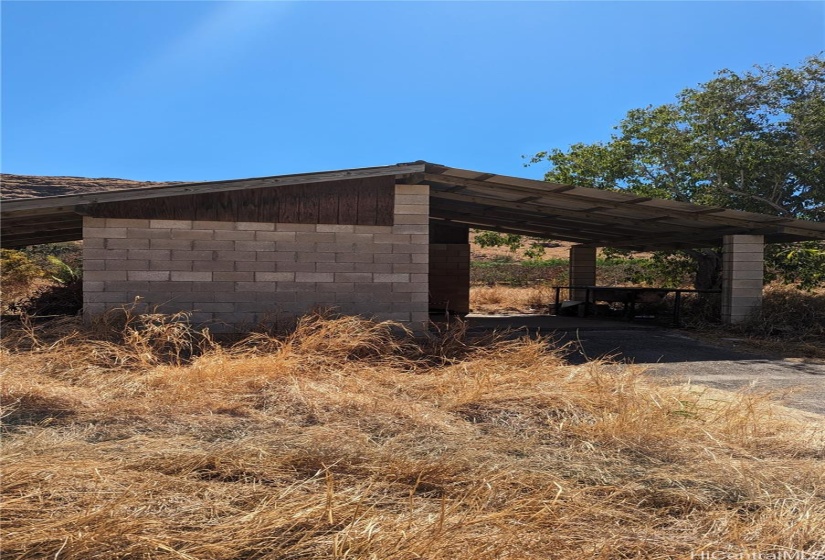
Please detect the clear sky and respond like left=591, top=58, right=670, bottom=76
left=2, top=1, right=823, bottom=182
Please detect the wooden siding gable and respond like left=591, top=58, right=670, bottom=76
left=87, top=176, right=396, bottom=226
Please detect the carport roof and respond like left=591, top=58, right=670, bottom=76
left=2, top=161, right=824, bottom=250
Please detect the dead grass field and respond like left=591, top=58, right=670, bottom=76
left=2, top=311, right=824, bottom=559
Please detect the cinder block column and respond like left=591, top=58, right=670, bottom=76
left=569, top=246, right=596, bottom=300
left=722, top=234, right=764, bottom=324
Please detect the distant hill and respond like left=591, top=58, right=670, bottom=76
left=0, top=174, right=183, bottom=200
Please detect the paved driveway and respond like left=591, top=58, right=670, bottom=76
left=557, top=328, right=825, bottom=415
left=462, top=315, right=825, bottom=415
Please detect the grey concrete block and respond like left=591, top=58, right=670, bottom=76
left=276, top=223, right=316, bottom=232
left=394, top=194, right=429, bottom=206
left=216, top=250, right=256, bottom=262
left=128, top=271, right=170, bottom=281
left=316, top=282, right=355, bottom=293
left=392, top=225, right=428, bottom=235
left=374, top=273, right=409, bottom=283
left=213, top=272, right=254, bottom=282
left=392, top=282, right=428, bottom=293
left=171, top=271, right=213, bottom=282
left=105, top=260, right=150, bottom=271
left=334, top=273, right=373, bottom=283
left=192, top=260, right=235, bottom=272
left=84, top=259, right=105, bottom=271
left=393, top=214, right=429, bottom=225
left=129, top=249, right=171, bottom=261
left=257, top=251, right=297, bottom=262
left=84, top=281, right=105, bottom=292
left=255, top=272, right=296, bottom=282
left=355, top=243, right=393, bottom=254
left=171, top=229, right=214, bottom=240
left=235, top=281, right=278, bottom=292
left=214, top=230, right=256, bottom=241
left=255, top=231, right=297, bottom=242
left=294, top=232, right=337, bottom=243
left=353, top=225, right=392, bottom=234
left=297, top=252, right=336, bottom=263
left=97, top=227, right=129, bottom=238
left=336, top=253, right=374, bottom=263
left=316, top=224, right=355, bottom=233
left=235, top=261, right=277, bottom=272
left=296, top=272, right=334, bottom=283
left=150, top=260, right=193, bottom=271
left=84, top=270, right=128, bottom=281
left=315, top=242, right=356, bottom=253
left=83, top=217, right=107, bottom=228
left=394, top=184, right=429, bottom=195
left=236, top=222, right=275, bottom=231
left=191, top=220, right=235, bottom=230
left=151, top=239, right=194, bottom=250
left=83, top=238, right=105, bottom=249
left=235, top=241, right=276, bottom=252
left=151, top=219, right=192, bottom=229
left=315, top=262, right=355, bottom=273
left=273, top=262, right=316, bottom=273
left=375, top=253, right=410, bottom=264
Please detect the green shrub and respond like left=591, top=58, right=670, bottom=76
left=0, top=250, right=45, bottom=290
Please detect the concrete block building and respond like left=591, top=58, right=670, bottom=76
left=3, top=161, right=825, bottom=329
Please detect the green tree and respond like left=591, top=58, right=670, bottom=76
left=525, top=55, right=825, bottom=289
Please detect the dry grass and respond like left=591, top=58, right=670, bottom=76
left=2, top=311, right=825, bottom=559
left=470, top=285, right=557, bottom=314
left=687, top=285, right=825, bottom=361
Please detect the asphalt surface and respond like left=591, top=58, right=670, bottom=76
left=461, top=315, right=825, bottom=415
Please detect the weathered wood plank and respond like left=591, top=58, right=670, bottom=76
left=298, top=186, right=320, bottom=224
left=337, top=183, right=359, bottom=224
left=375, top=179, right=395, bottom=226
left=356, top=180, right=378, bottom=226
left=317, top=184, right=340, bottom=224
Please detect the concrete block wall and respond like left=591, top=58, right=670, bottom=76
left=428, top=243, right=470, bottom=314
left=82, top=184, right=430, bottom=331
left=721, top=234, right=764, bottom=324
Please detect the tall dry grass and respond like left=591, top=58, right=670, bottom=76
left=2, top=310, right=824, bottom=559
left=470, top=284, right=556, bottom=314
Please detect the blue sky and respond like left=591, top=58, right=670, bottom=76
left=2, top=1, right=823, bottom=182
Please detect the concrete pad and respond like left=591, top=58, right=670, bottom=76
left=461, top=313, right=657, bottom=332
left=456, top=314, right=825, bottom=416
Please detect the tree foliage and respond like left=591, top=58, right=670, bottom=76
left=524, top=55, right=825, bottom=289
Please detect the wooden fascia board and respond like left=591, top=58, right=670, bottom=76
left=1, top=230, right=83, bottom=247
left=775, top=224, right=825, bottom=240
left=1, top=163, right=426, bottom=213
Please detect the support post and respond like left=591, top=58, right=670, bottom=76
left=569, top=246, right=596, bottom=301
left=721, top=234, right=764, bottom=324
